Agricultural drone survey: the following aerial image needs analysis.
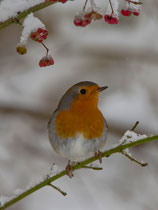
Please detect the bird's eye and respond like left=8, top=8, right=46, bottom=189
left=80, top=89, right=86, bottom=94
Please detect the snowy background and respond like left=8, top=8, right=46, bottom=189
left=0, top=0, right=158, bottom=210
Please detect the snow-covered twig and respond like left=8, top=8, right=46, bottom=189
left=0, top=1, right=61, bottom=31
left=0, top=133, right=158, bottom=209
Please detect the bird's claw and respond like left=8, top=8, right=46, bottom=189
left=95, top=150, right=103, bottom=164
left=65, top=161, right=74, bottom=178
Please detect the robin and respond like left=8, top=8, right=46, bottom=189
left=48, top=81, right=108, bottom=177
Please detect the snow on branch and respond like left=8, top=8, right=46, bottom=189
left=0, top=131, right=158, bottom=210
left=0, top=0, right=59, bottom=31
left=20, top=13, right=46, bottom=45
left=0, top=0, right=44, bottom=22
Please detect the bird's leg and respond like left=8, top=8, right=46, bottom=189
left=95, top=150, right=103, bottom=164
left=65, top=160, right=74, bottom=178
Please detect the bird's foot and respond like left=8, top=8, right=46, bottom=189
left=65, top=161, right=74, bottom=178
left=95, top=150, right=103, bottom=164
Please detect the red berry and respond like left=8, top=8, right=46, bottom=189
left=74, top=18, right=82, bottom=26
left=49, top=56, right=54, bottom=65
left=133, top=11, right=139, bottom=16
left=113, top=17, right=118, bottom=24
left=121, top=9, right=132, bottom=16
left=43, top=29, right=48, bottom=34
left=39, top=55, right=54, bottom=67
left=81, top=19, right=88, bottom=27
left=74, top=17, right=91, bottom=27
left=85, top=19, right=91, bottom=24
left=104, top=14, right=109, bottom=22
left=31, top=28, right=48, bottom=43
left=37, top=28, right=43, bottom=33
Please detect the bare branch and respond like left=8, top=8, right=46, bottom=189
left=121, top=150, right=148, bottom=167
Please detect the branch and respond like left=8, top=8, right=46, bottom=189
left=0, top=1, right=60, bottom=31
left=0, top=134, right=158, bottom=209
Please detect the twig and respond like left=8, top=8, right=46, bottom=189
left=121, top=150, right=148, bottom=167
left=82, top=165, right=103, bottom=170
left=48, top=183, right=67, bottom=196
left=0, top=135, right=158, bottom=209
left=131, top=121, right=139, bottom=131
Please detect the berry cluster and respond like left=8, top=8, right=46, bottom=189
left=39, top=55, right=54, bottom=67
left=30, top=28, right=48, bottom=43
left=121, top=9, right=139, bottom=16
left=73, top=0, right=142, bottom=27
left=74, top=16, right=91, bottom=27
left=30, top=28, right=54, bottom=67
left=104, top=15, right=118, bottom=24
left=74, top=10, right=103, bottom=27
left=17, top=24, right=54, bottom=67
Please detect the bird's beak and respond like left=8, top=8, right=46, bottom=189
left=97, top=86, right=108, bottom=92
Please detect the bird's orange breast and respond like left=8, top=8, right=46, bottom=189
left=55, top=98, right=104, bottom=140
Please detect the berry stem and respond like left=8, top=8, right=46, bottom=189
left=83, top=0, right=88, bottom=12
left=90, top=0, right=96, bottom=10
left=41, top=42, right=49, bottom=56
left=108, top=0, right=114, bottom=16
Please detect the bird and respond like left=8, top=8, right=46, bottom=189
left=48, top=81, right=108, bottom=177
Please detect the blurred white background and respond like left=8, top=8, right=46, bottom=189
left=0, top=0, right=158, bottom=209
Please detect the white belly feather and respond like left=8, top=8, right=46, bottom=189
left=58, top=133, right=104, bottom=162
